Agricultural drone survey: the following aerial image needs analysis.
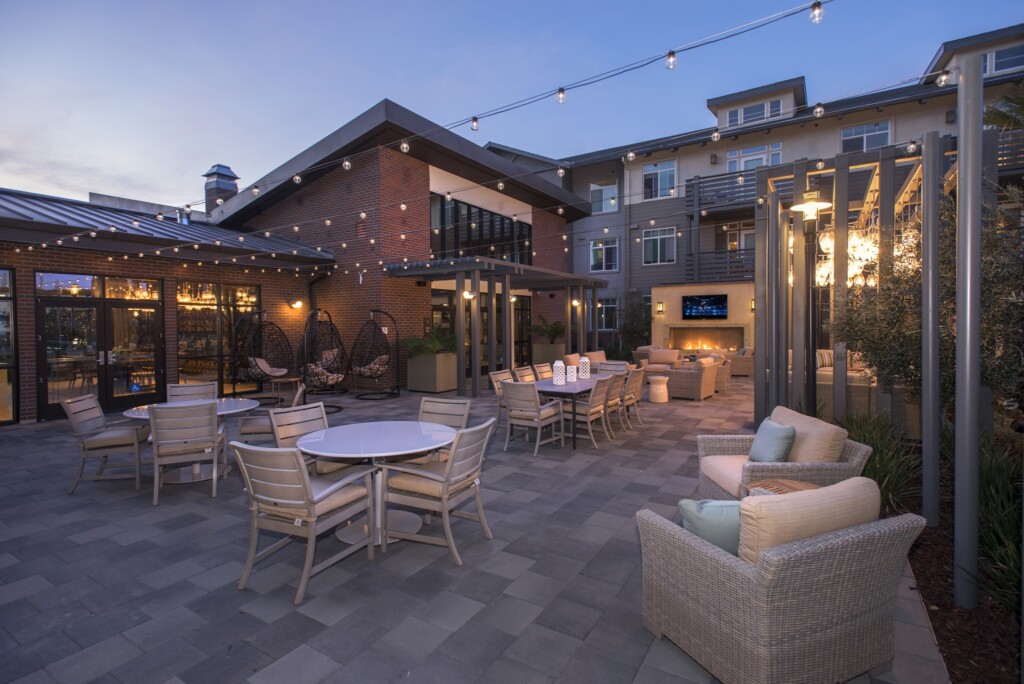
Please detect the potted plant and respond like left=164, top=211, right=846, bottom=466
left=400, top=326, right=458, bottom=393
left=531, top=314, right=566, bottom=366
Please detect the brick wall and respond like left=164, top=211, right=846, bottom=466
left=0, top=243, right=309, bottom=422
left=529, top=209, right=571, bottom=338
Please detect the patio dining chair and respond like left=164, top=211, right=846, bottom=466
left=149, top=401, right=224, bottom=506
left=562, top=375, right=611, bottom=449
left=269, top=401, right=341, bottom=474
left=488, top=369, right=514, bottom=425
left=239, top=383, right=306, bottom=444
left=62, top=393, right=150, bottom=494
left=513, top=366, right=537, bottom=383
left=379, top=418, right=497, bottom=566
left=167, top=381, right=218, bottom=402
left=231, top=441, right=375, bottom=604
left=621, top=368, right=646, bottom=427
left=532, top=363, right=553, bottom=380
left=502, top=381, right=564, bottom=457
left=406, top=397, right=472, bottom=464
left=604, top=372, right=629, bottom=436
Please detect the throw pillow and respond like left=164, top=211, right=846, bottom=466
left=748, top=418, right=796, bottom=462
left=677, top=499, right=741, bottom=556
left=815, top=349, right=834, bottom=368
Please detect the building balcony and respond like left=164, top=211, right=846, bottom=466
left=683, top=248, right=755, bottom=283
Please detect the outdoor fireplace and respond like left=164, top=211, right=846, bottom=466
left=668, top=326, right=745, bottom=352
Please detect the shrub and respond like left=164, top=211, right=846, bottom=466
left=837, top=412, right=920, bottom=514
left=978, top=431, right=1023, bottom=615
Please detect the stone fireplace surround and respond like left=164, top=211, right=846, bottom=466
left=668, top=326, right=745, bottom=352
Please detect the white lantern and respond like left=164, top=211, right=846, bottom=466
left=579, top=356, right=591, bottom=379
left=567, top=365, right=578, bottom=383
left=553, top=360, right=566, bottom=386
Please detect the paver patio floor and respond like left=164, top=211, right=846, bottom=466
left=0, top=377, right=947, bottom=683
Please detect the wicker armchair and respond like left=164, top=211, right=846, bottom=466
left=698, top=435, right=872, bottom=499
left=636, top=508, right=925, bottom=684
left=730, top=355, right=755, bottom=377
left=664, top=364, right=717, bottom=401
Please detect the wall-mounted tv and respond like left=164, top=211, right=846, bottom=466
left=682, top=294, right=728, bottom=320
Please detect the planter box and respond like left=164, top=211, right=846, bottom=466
left=532, top=342, right=565, bottom=366
left=406, top=352, right=457, bottom=393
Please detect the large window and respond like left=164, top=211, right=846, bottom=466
left=642, top=161, right=676, bottom=200
left=177, top=282, right=259, bottom=394
left=430, top=194, right=532, bottom=264
left=596, top=298, right=618, bottom=330
left=727, top=143, right=782, bottom=172
left=643, top=227, right=676, bottom=265
left=0, top=269, right=14, bottom=424
left=727, top=98, right=783, bottom=127
left=982, top=44, right=1024, bottom=75
left=841, top=121, right=890, bottom=153
left=590, top=180, right=618, bottom=214
left=590, top=239, right=619, bottom=272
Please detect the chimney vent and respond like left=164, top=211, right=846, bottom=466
left=202, top=164, right=240, bottom=213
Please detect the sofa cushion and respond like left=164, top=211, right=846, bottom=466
left=748, top=418, right=796, bottom=463
left=563, top=353, right=581, bottom=367
left=696, top=357, right=715, bottom=367
left=678, top=499, right=741, bottom=556
left=584, top=350, right=607, bottom=364
left=769, top=406, right=848, bottom=463
left=699, top=455, right=747, bottom=499
left=815, top=350, right=834, bottom=368
left=648, top=349, right=679, bottom=365
left=644, top=363, right=674, bottom=372
left=737, top=477, right=880, bottom=564
left=636, top=345, right=661, bottom=352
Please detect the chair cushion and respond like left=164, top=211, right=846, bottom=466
left=748, top=418, right=796, bottom=463
left=648, top=349, right=679, bottom=365
left=738, top=476, right=880, bottom=565
left=678, top=499, right=741, bottom=556
left=387, top=462, right=476, bottom=498
left=263, top=479, right=367, bottom=519
left=240, top=415, right=272, bottom=435
left=696, top=357, right=715, bottom=366
left=315, top=459, right=352, bottom=475
left=769, top=406, right=848, bottom=463
left=644, top=363, right=674, bottom=372
left=584, top=351, right=607, bottom=364
left=699, top=455, right=748, bottom=499
left=563, top=353, right=581, bottom=367
left=83, top=426, right=146, bottom=449
left=510, top=403, right=561, bottom=421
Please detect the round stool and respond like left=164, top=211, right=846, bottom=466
left=648, top=376, right=669, bottom=403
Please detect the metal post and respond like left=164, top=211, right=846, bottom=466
left=564, top=287, right=572, bottom=355
left=754, top=170, right=769, bottom=423
left=487, top=276, right=497, bottom=381
left=503, top=274, right=514, bottom=369
left=921, top=131, right=942, bottom=528
left=833, top=155, right=850, bottom=420
left=576, top=287, right=586, bottom=356
left=692, top=177, right=702, bottom=283
left=791, top=165, right=808, bottom=413
left=954, top=53, right=982, bottom=609
left=591, top=287, right=599, bottom=351
left=470, top=270, right=481, bottom=398
left=455, top=272, right=466, bottom=397
left=877, top=147, right=897, bottom=417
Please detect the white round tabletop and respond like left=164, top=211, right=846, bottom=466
left=297, top=420, right=457, bottom=460
left=123, top=397, right=260, bottom=420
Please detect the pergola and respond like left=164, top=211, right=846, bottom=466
left=387, top=256, right=607, bottom=396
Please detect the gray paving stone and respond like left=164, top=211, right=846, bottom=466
left=413, top=590, right=485, bottom=632
left=109, top=637, right=207, bottom=684
left=374, top=616, right=452, bottom=666
left=438, top=619, right=516, bottom=671
left=504, top=623, right=583, bottom=676
left=0, top=576, right=52, bottom=606
left=247, top=644, right=340, bottom=684
left=122, top=606, right=208, bottom=651
left=44, top=634, right=143, bottom=684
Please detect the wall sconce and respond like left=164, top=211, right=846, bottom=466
left=463, top=290, right=476, bottom=300
left=509, top=295, right=517, bottom=303
left=290, top=300, right=304, bottom=309
left=750, top=298, right=756, bottom=312
left=656, top=301, right=664, bottom=315
left=571, top=299, right=581, bottom=307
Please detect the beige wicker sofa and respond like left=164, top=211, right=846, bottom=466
left=697, top=406, right=873, bottom=499
left=637, top=480, right=926, bottom=684
left=664, top=360, right=718, bottom=401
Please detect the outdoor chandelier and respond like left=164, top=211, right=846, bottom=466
left=790, top=189, right=832, bottom=221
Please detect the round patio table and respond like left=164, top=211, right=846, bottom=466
left=124, top=397, right=259, bottom=483
left=297, top=420, right=457, bottom=545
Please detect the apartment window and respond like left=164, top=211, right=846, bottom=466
left=642, top=161, right=676, bottom=200
left=727, top=98, right=783, bottom=127
left=590, top=239, right=619, bottom=272
left=642, top=294, right=652, bottom=313
left=596, top=298, right=618, bottom=330
left=643, top=227, right=676, bottom=265
left=727, top=143, right=782, bottom=172
left=982, top=44, right=1024, bottom=74
left=840, top=121, right=890, bottom=153
left=0, top=269, right=14, bottom=424
left=590, top=180, right=618, bottom=214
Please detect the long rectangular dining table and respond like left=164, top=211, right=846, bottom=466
left=534, top=374, right=609, bottom=449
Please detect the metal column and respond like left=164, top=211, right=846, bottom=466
left=954, top=53, right=982, bottom=609
left=502, top=274, right=514, bottom=369
left=753, top=170, right=769, bottom=424
left=455, top=272, right=466, bottom=396
left=487, top=276, right=497, bottom=382
left=921, top=131, right=942, bottom=528
left=876, top=147, right=897, bottom=417
left=832, top=155, right=850, bottom=420
left=470, top=270, right=481, bottom=398
left=564, top=287, right=572, bottom=354
left=791, top=164, right=808, bottom=413
left=576, top=287, right=586, bottom=356
left=591, top=286, right=599, bottom=351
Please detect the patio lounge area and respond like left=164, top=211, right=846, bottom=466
left=0, top=379, right=947, bottom=684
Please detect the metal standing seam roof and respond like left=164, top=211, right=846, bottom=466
left=0, top=188, right=334, bottom=267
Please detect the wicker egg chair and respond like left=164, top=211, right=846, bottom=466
left=300, top=308, right=348, bottom=395
left=348, top=310, right=399, bottom=400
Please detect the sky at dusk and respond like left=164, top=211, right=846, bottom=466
left=1, top=0, right=1021, bottom=209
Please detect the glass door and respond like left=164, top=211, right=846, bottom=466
left=39, top=302, right=99, bottom=419
left=104, top=302, right=163, bottom=411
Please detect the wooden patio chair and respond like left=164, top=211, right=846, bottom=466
left=621, top=368, right=646, bottom=427
left=269, top=401, right=340, bottom=474
left=406, top=397, right=472, bottom=464
left=562, top=375, right=611, bottom=448
left=62, top=393, right=150, bottom=494
left=502, top=381, right=564, bottom=457
left=604, top=372, right=629, bottom=435
left=167, top=381, right=218, bottom=402
left=513, top=366, right=537, bottom=383
left=488, top=369, right=514, bottom=425
left=239, top=383, right=306, bottom=444
left=149, top=401, right=224, bottom=506
left=532, top=363, right=553, bottom=380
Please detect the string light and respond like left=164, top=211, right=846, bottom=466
left=470, top=116, right=479, bottom=131
left=906, top=140, right=919, bottom=154
left=400, top=203, right=407, bottom=211
left=809, top=1, right=824, bottom=24
left=666, top=50, right=677, bottom=70
left=497, top=182, right=505, bottom=190
left=445, top=191, right=452, bottom=201
left=813, top=102, right=825, bottom=118
left=557, top=167, right=565, bottom=177
left=400, top=140, right=410, bottom=153
left=216, top=198, right=224, bottom=205
left=292, top=174, right=302, bottom=184
left=711, top=128, right=721, bottom=142
left=359, top=211, right=367, bottom=219
left=342, top=159, right=352, bottom=171
left=556, top=87, right=566, bottom=104
left=626, top=150, right=636, bottom=161
left=815, top=159, right=826, bottom=170
left=251, top=186, right=260, bottom=196
left=936, top=69, right=951, bottom=87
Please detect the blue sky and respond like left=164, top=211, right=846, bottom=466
left=0, top=0, right=1021, bottom=208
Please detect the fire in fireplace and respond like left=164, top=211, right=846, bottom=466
left=668, top=326, right=745, bottom=351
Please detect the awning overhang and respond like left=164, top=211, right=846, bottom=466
left=386, top=256, right=607, bottom=291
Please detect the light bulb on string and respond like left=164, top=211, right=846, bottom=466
left=400, top=140, right=410, bottom=153
left=359, top=211, right=367, bottom=219
left=711, top=128, right=721, bottom=142
left=156, top=213, right=164, bottom=221
left=556, top=87, right=566, bottom=104
left=557, top=167, right=565, bottom=177
left=906, top=140, right=918, bottom=154
left=264, top=231, right=271, bottom=237
left=292, top=174, right=302, bottom=184
left=736, top=173, right=745, bottom=185
left=937, top=70, right=951, bottom=87
left=216, top=197, right=224, bottom=205
left=815, top=159, right=826, bottom=170
left=292, top=226, right=300, bottom=232
left=342, top=159, right=352, bottom=171
left=251, top=186, right=260, bottom=196
left=400, top=203, right=407, bottom=211
left=497, top=182, right=504, bottom=190
left=809, top=1, right=824, bottom=24
left=445, top=191, right=452, bottom=201
left=626, top=150, right=636, bottom=162
left=813, top=103, right=825, bottom=118
left=666, top=50, right=677, bottom=70
left=557, top=207, right=564, bottom=215
left=470, top=116, right=479, bottom=131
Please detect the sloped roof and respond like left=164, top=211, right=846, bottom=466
left=922, top=23, right=1024, bottom=83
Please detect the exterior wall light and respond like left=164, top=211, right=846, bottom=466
left=571, top=299, right=581, bottom=307
left=750, top=298, right=756, bottom=312
left=790, top=190, right=832, bottom=221
left=463, top=290, right=476, bottom=300
left=656, top=301, right=665, bottom=315
left=290, top=300, right=304, bottom=309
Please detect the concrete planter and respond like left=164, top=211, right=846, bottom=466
left=406, top=352, right=457, bottom=393
left=531, top=342, right=565, bottom=366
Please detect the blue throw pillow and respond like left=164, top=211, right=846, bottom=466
left=677, top=499, right=741, bottom=556
left=748, top=417, right=796, bottom=463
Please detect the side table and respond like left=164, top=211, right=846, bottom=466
left=269, top=376, right=300, bottom=405
left=648, top=376, right=669, bottom=403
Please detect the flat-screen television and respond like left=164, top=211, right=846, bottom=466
left=682, top=294, right=728, bottom=320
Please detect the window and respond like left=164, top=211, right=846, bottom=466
left=590, top=239, right=619, bottom=272
left=596, top=298, right=618, bottom=330
left=430, top=193, right=532, bottom=264
left=643, top=227, right=676, bottom=265
left=726, top=98, right=783, bottom=127
left=642, top=161, right=675, bottom=200
left=0, top=269, right=14, bottom=424
left=840, top=121, right=890, bottom=153
left=723, top=220, right=756, bottom=250
left=981, top=44, right=1024, bottom=75
left=642, top=294, right=652, bottom=313
left=726, top=143, right=782, bottom=172
left=590, top=180, right=618, bottom=214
